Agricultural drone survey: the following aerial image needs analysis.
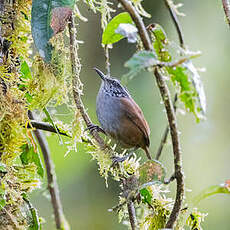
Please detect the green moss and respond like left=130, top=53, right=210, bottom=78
left=186, top=209, right=207, bottom=230
left=0, top=88, right=27, bottom=164
left=0, top=1, right=42, bottom=228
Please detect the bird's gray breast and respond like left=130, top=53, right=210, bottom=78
left=96, top=87, right=122, bottom=138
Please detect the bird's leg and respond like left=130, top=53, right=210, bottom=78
left=85, top=123, right=107, bottom=135
left=111, top=147, right=139, bottom=166
left=111, top=152, right=134, bottom=167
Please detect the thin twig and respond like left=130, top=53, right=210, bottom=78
left=27, top=120, right=70, bottom=137
left=156, top=126, right=169, bottom=160
left=127, top=201, right=136, bottom=230
left=68, top=14, right=106, bottom=149
left=164, top=172, right=176, bottom=185
left=117, top=0, right=184, bottom=228
left=164, top=0, right=185, bottom=48
left=222, top=0, right=230, bottom=27
left=157, top=0, right=185, bottom=160
left=104, top=45, right=111, bottom=76
left=28, top=111, right=68, bottom=230
left=156, top=94, right=177, bottom=160
left=109, top=200, right=127, bottom=213
left=157, top=57, right=188, bottom=68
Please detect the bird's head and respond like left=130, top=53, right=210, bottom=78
left=94, top=67, right=130, bottom=98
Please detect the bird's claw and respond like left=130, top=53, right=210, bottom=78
left=111, top=152, right=134, bottom=167
left=85, top=124, right=106, bottom=135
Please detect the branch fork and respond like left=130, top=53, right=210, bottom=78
left=117, top=0, right=185, bottom=228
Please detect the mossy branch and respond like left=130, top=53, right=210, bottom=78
left=28, top=111, right=69, bottom=230
left=117, top=0, right=185, bottom=228
left=28, top=120, right=70, bottom=137
left=68, top=14, right=107, bottom=149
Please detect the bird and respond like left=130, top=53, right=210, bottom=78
left=92, top=67, right=152, bottom=160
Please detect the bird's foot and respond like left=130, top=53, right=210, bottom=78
left=111, top=152, right=134, bottom=167
left=85, top=124, right=106, bottom=135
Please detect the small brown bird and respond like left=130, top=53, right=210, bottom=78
left=94, top=68, right=152, bottom=160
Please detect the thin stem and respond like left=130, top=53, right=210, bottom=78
left=117, top=0, right=184, bottom=228
left=156, top=94, right=177, bottom=160
left=157, top=0, right=185, bottom=160
left=104, top=45, right=111, bottom=76
left=164, top=0, right=185, bottom=48
left=222, top=0, right=230, bottom=27
left=156, top=126, right=169, bottom=161
left=127, top=201, right=136, bottom=230
left=28, top=120, right=70, bottom=137
left=28, top=111, right=68, bottom=230
left=154, top=68, right=184, bottom=228
left=68, top=14, right=106, bottom=149
left=157, top=58, right=188, bottom=68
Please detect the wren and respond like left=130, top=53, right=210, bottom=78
left=94, top=68, right=152, bottom=160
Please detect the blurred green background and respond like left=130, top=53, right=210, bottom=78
left=31, top=1, right=230, bottom=229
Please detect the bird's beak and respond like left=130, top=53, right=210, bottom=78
left=94, top=67, right=106, bottom=81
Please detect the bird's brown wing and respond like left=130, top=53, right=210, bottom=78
left=120, top=97, right=150, bottom=147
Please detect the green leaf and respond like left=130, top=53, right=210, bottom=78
left=43, top=107, right=63, bottom=144
left=102, top=12, right=134, bottom=45
left=18, top=59, right=34, bottom=103
left=23, top=194, right=41, bottom=230
left=29, top=207, right=40, bottom=230
left=124, top=50, right=158, bottom=77
left=193, top=180, right=230, bottom=205
left=20, top=60, right=32, bottom=79
left=0, top=198, right=6, bottom=211
left=20, top=144, right=44, bottom=178
left=0, top=185, right=6, bottom=211
left=183, top=61, right=206, bottom=114
left=25, top=92, right=33, bottom=103
left=140, top=188, right=152, bottom=204
left=56, top=0, right=75, bottom=8
left=138, top=160, right=166, bottom=185
left=0, top=163, right=6, bottom=173
left=31, top=0, right=53, bottom=62
left=168, top=66, right=191, bottom=91
left=149, top=23, right=171, bottom=62
left=31, top=0, right=75, bottom=62
left=167, top=66, right=198, bottom=120
left=115, top=23, right=138, bottom=43
left=186, top=209, right=207, bottom=230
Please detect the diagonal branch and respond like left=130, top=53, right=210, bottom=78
left=28, top=111, right=68, bottom=230
left=117, top=0, right=184, bottom=228
left=164, top=0, right=185, bottom=48
left=27, top=120, right=70, bottom=137
left=156, top=94, right=177, bottom=160
left=222, top=0, right=230, bottom=27
left=68, top=14, right=107, bottom=150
